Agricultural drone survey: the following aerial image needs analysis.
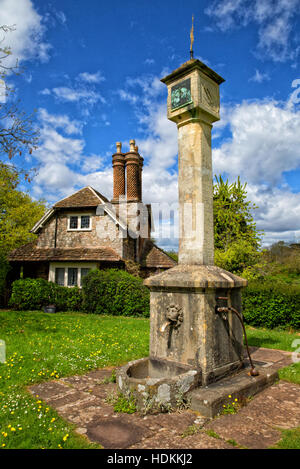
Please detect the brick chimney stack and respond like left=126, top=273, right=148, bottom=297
left=125, top=139, right=142, bottom=202
left=134, top=145, right=143, bottom=202
left=112, top=142, right=125, bottom=202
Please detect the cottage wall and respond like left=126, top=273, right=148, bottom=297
left=36, top=209, right=125, bottom=259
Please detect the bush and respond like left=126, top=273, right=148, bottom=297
left=9, top=278, right=82, bottom=312
left=242, top=281, right=300, bottom=329
left=82, top=269, right=150, bottom=317
left=215, top=240, right=261, bottom=274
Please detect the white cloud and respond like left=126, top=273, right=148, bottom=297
left=77, top=71, right=105, bottom=84
left=249, top=69, right=270, bottom=83
left=144, top=58, right=155, bottom=65
left=38, top=108, right=83, bottom=135
left=55, top=10, right=67, bottom=25
left=0, top=0, right=51, bottom=66
left=41, top=71, right=107, bottom=112
left=246, top=184, right=300, bottom=245
left=205, top=0, right=300, bottom=62
left=51, top=86, right=105, bottom=105
left=213, top=99, right=300, bottom=185
left=212, top=94, right=300, bottom=245
left=31, top=109, right=111, bottom=201
left=39, top=88, right=51, bottom=95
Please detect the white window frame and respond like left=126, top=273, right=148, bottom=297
left=49, top=262, right=97, bottom=287
left=67, top=212, right=93, bottom=232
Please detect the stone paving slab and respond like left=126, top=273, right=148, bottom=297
left=28, top=348, right=300, bottom=449
left=206, top=381, right=300, bottom=449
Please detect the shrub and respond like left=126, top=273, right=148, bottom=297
left=9, top=278, right=82, bottom=312
left=82, top=269, right=150, bottom=317
left=242, top=281, right=300, bottom=329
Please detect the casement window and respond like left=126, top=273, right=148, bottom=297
left=81, top=268, right=90, bottom=283
left=67, top=214, right=91, bottom=231
left=67, top=268, right=78, bottom=286
left=55, top=267, right=65, bottom=286
left=51, top=265, right=94, bottom=288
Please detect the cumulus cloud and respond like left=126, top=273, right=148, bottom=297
left=31, top=110, right=109, bottom=200
left=211, top=92, right=300, bottom=245
left=77, top=71, right=105, bottom=84
left=249, top=69, right=270, bottom=83
left=38, top=108, right=83, bottom=135
left=39, top=71, right=107, bottom=115
left=0, top=0, right=51, bottom=67
left=213, top=99, right=300, bottom=186
left=51, top=86, right=105, bottom=105
left=205, top=0, right=300, bottom=62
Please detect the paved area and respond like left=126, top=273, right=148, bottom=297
left=29, top=347, right=300, bottom=449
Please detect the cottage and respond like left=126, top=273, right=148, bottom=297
left=8, top=140, right=176, bottom=287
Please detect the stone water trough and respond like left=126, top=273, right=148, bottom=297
left=117, top=357, right=201, bottom=411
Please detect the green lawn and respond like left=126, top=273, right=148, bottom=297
left=0, top=310, right=299, bottom=449
left=0, top=310, right=149, bottom=449
left=245, top=325, right=300, bottom=385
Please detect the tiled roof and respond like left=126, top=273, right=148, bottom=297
left=141, top=240, right=177, bottom=268
left=8, top=242, right=121, bottom=262
left=54, top=186, right=108, bottom=209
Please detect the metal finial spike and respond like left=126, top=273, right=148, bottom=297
left=190, top=14, right=194, bottom=60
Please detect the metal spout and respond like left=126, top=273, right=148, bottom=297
left=160, top=321, right=171, bottom=333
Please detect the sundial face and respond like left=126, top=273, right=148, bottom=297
left=171, top=78, right=192, bottom=110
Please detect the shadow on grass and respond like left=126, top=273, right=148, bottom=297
left=247, top=337, right=279, bottom=349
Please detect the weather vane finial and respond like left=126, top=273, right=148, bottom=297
left=190, top=14, right=194, bottom=60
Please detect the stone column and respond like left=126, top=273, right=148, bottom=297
left=177, top=119, right=214, bottom=265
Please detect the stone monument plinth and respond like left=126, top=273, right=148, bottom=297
left=116, top=59, right=278, bottom=416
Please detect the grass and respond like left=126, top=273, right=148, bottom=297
left=271, top=427, right=300, bottom=449
left=245, top=324, right=300, bottom=385
left=245, top=325, right=300, bottom=351
left=0, top=310, right=149, bottom=449
left=0, top=309, right=299, bottom=449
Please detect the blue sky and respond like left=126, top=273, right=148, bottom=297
left=1, top=0, right=300, bottom=250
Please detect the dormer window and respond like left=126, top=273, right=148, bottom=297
left=67, top=213, right=92, bottom=231
left=81, top=215, right=90, bottom=229
left=69, top=216, right=78, bottom=229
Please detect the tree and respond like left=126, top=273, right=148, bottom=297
left=0, top=25, right=39, bottom=175
left=0, top=162, right=46, bottom=302
left=213, top=176, right=262, bottom=274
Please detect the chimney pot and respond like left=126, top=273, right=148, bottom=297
left=129, top=139, right=136, bottom=152
left=116, top=141, right=122, bottom=153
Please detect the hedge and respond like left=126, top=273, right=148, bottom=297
left=81, top=269, right=150, bottom=317
left=9, top=278, right=82, bottom=312
left=8, top=269, right=150, bottom=318
left=242, top=281, right=300, bottom=329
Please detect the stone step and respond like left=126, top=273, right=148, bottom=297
left=189, top=364, right=279, bottom=418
